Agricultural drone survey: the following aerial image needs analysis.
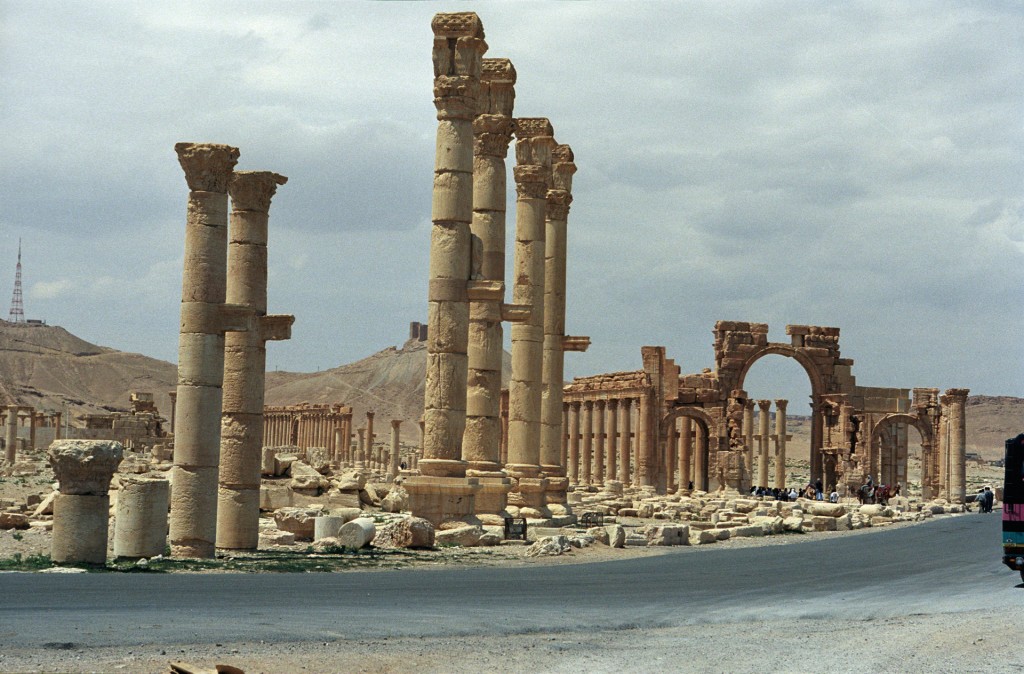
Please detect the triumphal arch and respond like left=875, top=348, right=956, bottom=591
left=549, top=321, right=969, bottom=502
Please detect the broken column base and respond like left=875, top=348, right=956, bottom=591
left=53, top=494, right=109, bottom=565
left=467, top=475, right=512, bottom=515
left=403, top=475, right=481, bottom=526
left=507, top=477, right=549, bottom=517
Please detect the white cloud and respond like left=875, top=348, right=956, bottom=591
left=29, top=279, right=74, bottom=300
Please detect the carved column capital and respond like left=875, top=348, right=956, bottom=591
left=229, top=171, right=288, bottom=212
left=48, top=440, right=123, bottom=495
left=174, top=142, right=239, bottom=192
left=757, top=399, right=772, bottom=412
left=432, top=13, right=486, bottom=122
left=546, top=189, right=573, bottom=220
left=774, top=399, right=788, bottom=413
left=473, top=114, right=515, bottom=158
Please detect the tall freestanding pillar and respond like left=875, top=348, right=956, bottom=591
left=773, top=399, right=788, bottom=490
left=945, top=388, right=969, bottom=503
left=5, top=406, right=16, bottom=465
left=757, top=400, right=771, bottom=489
left=217, top=170, right=294, bottom=550
left=506, top=118, right=554, bottom=479
left=580, top=400, right=593, bottom=486
left=742, top=400, right=754, bottom=480
left=463, top=57, right=516, bottom=477
left=170, top=142, right=245, bottom=559
left=568, top=402, right=580, bottom=485
left=418, top=12, right=486, bottom=479
left=540, top=143, right=584, bottom=506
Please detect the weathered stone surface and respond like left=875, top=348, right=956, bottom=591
left=48, top=440, right=124, bottom=495
left=811, top=515, right=837, bottom=532
left=525, top=534, right=571, bottom=557
left=645, top=524, right=689, bottom=546
left=809, top=502, right=845, bottom=518
left=374, top=516, right=436, bottom=549
left=435, top=524, right=483, bottom=547
left=478, top=531, right=503, bottom=546
left=568, top=534, right=595, bottom=549
left=606, top=523, right=626, bottom=548
left=273, top=507, right=323, bottom=541
left=0, top=512, right=30, bottom=529
left=259, top=529, right=296, bottom=546
left=381, top=485, right=409, bottom=513
left=32, top=491, right=56, bottom=517
left=782, top=516, right=804, bottom=532
left=259, top=484, right=293, bottom=511
left=587, top=526, right=610, bottom=545
left=311, top=536, right=342, bottom=553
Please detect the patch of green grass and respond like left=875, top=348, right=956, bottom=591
left=0, top=552, right=53, bottom=570
left=11, top=531, right=23, bottom=541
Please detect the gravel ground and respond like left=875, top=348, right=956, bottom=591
left=1, top=605, right=1019, bottom=673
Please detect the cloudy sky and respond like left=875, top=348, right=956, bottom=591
left=1, top=2, right=1021, bottom=409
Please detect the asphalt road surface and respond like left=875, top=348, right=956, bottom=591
left=0, top=513, right=1015, bottom=653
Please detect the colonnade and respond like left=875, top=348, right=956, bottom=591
left=2, top=405, right=63, bottom=464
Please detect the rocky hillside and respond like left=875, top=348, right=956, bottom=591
left=0, top=320, right=176, bottom=418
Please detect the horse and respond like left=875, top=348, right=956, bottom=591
left=874, top=484, right=892, bottom=506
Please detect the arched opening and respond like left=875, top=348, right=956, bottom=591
left=739, top=352, right=819, bottom=491
left=870, top=413, right=931, bottom=498
left=660, top=407, right=715, bottom=493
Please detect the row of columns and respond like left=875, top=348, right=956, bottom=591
left=2, top=406, right=62, bottom=464
left=409, top=12, right=587, bottom=524
left=169, top=142, right=293, bottom=558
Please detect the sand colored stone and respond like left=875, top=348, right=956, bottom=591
left=114, top=477, right=170, bottom=559
left=48, top=439, right=123, bottom=565
left=217, top=170, right=293, bottom=550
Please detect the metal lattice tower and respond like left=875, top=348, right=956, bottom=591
left=8, top=239, right=24, bottom=323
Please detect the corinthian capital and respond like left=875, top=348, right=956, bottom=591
left=546, top=189, right=573, bottom=221
left=229, top=171, right=288, bottom=213
left=431, top=13, right=486, bottom=121
left=480, top=58, right=516, bottom=117
left=551, top=143, right=577, bottom=193
left=174, top=142, right=240, bottom=193
left=473, top=114, right=514, bottom=158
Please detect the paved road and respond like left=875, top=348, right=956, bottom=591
left=0, top=513, right=1013, bottom=649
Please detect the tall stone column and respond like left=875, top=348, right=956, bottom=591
left=506, top=118, right=554, bottom=481
left=170, top=142, right=245, bottom=559
left=637, top=393, right=654, bottom=488
left=568, top=401, right=580, bottom=485
left=168, top=390, right=177, bottom=431
left=5, top=406, right=16, bottom=465
left=618, top=398, right=632, bottom=485
left=606, top=399, right=619, bottom=484
left=580, top=400, right=593, bottom=486
left=694, top=423, right=706, bottom=491
left=27, top=409, right=36, bottom=450
left=561, top=406, right=569, bottom=470
left=742, top=400, right=754, bottom=480
left=217, top=170, right=293, bottom=551
left=666, top=421, right=678, bottom=493
left=356, top=428, right=366, bottom=470
left=419, top=12, right=486, bottom=479
left=677, top=416, right=692, bottom=494
left=366, top=412, right=375, bottom=458
left=593, top=400, right=606, bottom=487
left=540, top=143, right=581, bottom=502
left=757, top=400, right=771, bottom=489
left=773, top=399, right=788, bottom=490
left=49, top=440, right=123, bottom=565
left=463, top=57, right=516, bottom=477
left=343, top=413, right=353, bottom=466
left=945, top=388, right=969, bottom=503
left=389, top=420, right=401, bottom=481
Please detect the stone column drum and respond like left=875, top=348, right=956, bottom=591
left=567, top=402, right=580, bottom=485
left=114, top=477, right=170, bottom=559
left=581, top=400, right=593, bottom=486
left=419, top=12, right=486, bottom=479
left=742, top=400, right=754, bottom=480
left=506, top=118, right=555, bottom=485
left=217, top=170, right=294, bottom=550
left=637, top=393, right=654, bottom=488
left=606, top=399, right=619, bottom=485
left=170, top=142, right=246, bottom=559
left=593, top=400, right=606, bottom=487
left=49, top=440, right=123, bottom=565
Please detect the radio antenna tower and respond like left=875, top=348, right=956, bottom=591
left=8, top=239, right=25, bottom=323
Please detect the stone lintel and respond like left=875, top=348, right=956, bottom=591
left=514, top=117, right=554, bottom=139
left=432, top=12, right=484, bottom=39
left=562, top=335, right=591, bottom=352
left=220, top=304, right=255, bottom=333
left=260, top=314, right=294, bottom=342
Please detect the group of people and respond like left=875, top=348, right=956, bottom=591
left=748, top=479, right=839, bottom=503
left=974, top=486, right=995, bottom=513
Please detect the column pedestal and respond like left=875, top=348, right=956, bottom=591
left=403, top=475, right=481, bottom=527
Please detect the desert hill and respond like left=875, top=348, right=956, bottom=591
left=0, top=320, right=1016, bottom=458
